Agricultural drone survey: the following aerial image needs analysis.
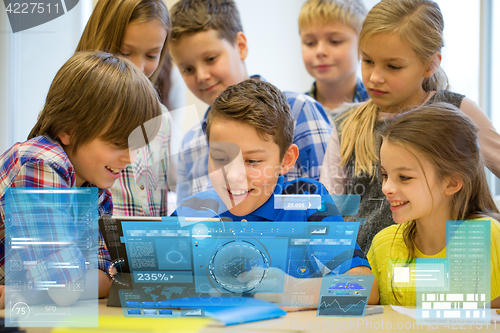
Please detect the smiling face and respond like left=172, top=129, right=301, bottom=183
left=208, top=118, right=296, bottom=216
left=300, top=22, right=359, bottom=85
left=170, top=29, right=249, bottom=106
left=361, top=33, right=434, bottom=112
left=120, top=18, right=167, bottom=78
left=380, top=140, right=453, bottom=225
left=61, top=133, right=133, bottom=189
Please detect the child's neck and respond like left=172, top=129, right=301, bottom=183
left=315, top=75, right=357, bottom=110
left=380, top=88, right=430, bottom=113
left=414, top=213, right=450, bottom=256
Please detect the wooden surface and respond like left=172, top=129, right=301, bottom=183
left=1, top=299, right=498, bottom=332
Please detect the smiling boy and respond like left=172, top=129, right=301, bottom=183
left=169, top=0, right=332, bottom=204
left=0, top=52, right=161, bottom=304
left=173, top=80, right=378, bottom=305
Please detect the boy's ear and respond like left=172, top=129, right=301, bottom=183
left=444, top=174, right=463, bottom=196
left=280, top=144, right=299, bottom=175
left=235, top=32, right=248, bottom=61
left=424, top=52, right=442, bottom=78
left=59, top=131, right=72, bottom=146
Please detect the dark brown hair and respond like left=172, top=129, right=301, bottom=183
left=207, top=79, right=294, bottom=160
left=29, top=51, right=162, bottom=153
left=170, top=0, right=243, bottom=44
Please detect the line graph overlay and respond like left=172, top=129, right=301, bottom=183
left=318, top=296, right=367, bottom=316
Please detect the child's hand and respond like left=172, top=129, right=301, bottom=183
left=0, top=285, right=5, bottom=309
left=240, top=267, right=321, bottom=312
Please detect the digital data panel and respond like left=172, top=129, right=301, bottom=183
left=416, top=220, right=491, bottom=323
left=100, top=217, right=360, bottom=316
left=317, top=274, right=374, bottom=317
left=4, top=188, right=99, bottom=327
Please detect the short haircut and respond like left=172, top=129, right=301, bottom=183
left=29, top=51, right=162, bottom=154
left=170, top=0, right=243, bottom=43
left=299, top=0, right=367, bottom=34
left=206, top=79, right=294, bottom=160
left=76, top=0, right=171, bottom=84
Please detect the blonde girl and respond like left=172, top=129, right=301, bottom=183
left=320, top=0, right=500, bottom=253
left=368, top=103, right=500, bottom=307
left=77, top=0, right=172, bottom=216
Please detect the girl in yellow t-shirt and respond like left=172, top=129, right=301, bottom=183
left=367, top=103, right=500, bottom=307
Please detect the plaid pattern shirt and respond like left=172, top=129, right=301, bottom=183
left=306, top=78, right=369, bottom=122
left=110, top=109, right=171, bottom=217
left=176, top=89, right=332, bottom=204
left=0, top=135, right=112, bottom=284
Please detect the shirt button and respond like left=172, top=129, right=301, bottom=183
left=241, top=219, right=247, bottom=222
left=140, top=185, right=145, bottom=190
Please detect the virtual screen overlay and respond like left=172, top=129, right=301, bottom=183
left=99, top=216, right=362, bottom=317
left=4, top=188, right=100, bottom=327
left=418, top=220, right=491, bottom=324
left=317, top=274, right=375, bottom=317
left=386, top=220, right=493, bottom=324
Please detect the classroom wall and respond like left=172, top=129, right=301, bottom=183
left=0, top=1, right=93, bottom=154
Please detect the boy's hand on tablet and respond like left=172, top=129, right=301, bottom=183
left=241, top=267, right=321, bottom=312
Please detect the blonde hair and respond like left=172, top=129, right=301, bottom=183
left=29, top=51, right=162, bottom=153
left=298, top=0, right=367, bottom=34
left=338, top=0, right=448, bottom=177
left=380, top=103, right=500, bottom=260
left=76, top=0, right=170, bottom=84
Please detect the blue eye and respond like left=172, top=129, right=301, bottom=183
left=400, top=175, right=412, bottom=181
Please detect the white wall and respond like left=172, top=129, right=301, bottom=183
left=0, top=0, right=92, bottom=153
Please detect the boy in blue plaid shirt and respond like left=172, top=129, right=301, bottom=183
left=169, top=0, right=333, bottom=204
left=0, top=52, right=161, bottom=306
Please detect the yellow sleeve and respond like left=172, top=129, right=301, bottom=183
left=490, top=220, right=500, bottom=301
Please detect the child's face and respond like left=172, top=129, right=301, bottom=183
left=170, top=30, right=248, bottom=106
left=61, top=135, right=133, bottom=189
left=380, top=141, right=452, bottom=225
left=300, top=22, right=359, bottom=85
left=361, top=33, right=433, bottom=112
left=120, top=19, right=167, bottom=78
left=208, top=118, right=292, bottom=216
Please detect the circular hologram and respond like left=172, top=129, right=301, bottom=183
left=166, top=250, right=183, bottom=264
left=209, top=241, right=269, bottom=293
left=192, top=223, right=210, bottom=240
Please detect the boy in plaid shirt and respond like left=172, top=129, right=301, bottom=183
left=169, top=0, right=332, bottom=204
left=0, top=51, right=161, bottom=306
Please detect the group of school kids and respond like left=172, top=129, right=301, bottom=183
left=0, top=0, right=499, bottom=309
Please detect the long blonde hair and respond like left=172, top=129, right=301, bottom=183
left=338, top=0, right=448, bottom=177
left=76, top=0, right=170, bottom=84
